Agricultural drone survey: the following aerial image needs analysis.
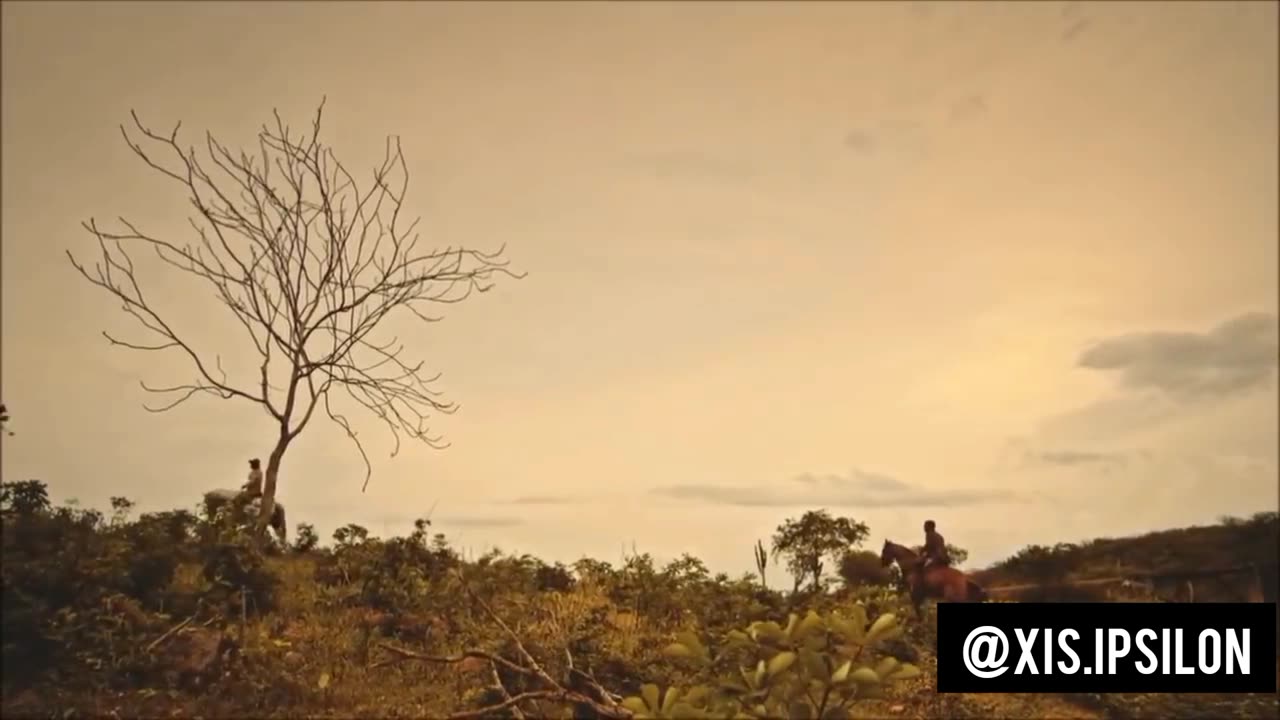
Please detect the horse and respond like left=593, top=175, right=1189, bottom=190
left=880, top=539, right=988, bottom=619
left=202, top=489, right=288, bottom=545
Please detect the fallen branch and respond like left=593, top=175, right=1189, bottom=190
left=491, top=663, right=526, bottom=720
left=447, top=690, right=579, bottom=720
left=371, top=569, right=633, bottom=720
left=374, top=642, right=628, bottom=720
left=145, top=614, right=194, bottom=654
left=371, top=642, right=525, bottom=676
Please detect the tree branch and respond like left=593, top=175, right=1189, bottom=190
left=68, top=99, right=524, bottom=495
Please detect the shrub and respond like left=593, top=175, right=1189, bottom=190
left=633, top=607, right=920, bottom=718
left=838, top=550, right=892, bottom=590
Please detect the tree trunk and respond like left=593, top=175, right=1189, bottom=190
left=256, top=437, right=289, bottom=541
left=810, top=560, right=824, bottom=593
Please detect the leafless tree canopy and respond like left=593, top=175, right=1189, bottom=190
left=68, top=99, right=522, bottom=490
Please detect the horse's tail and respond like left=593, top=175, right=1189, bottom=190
left=967, top=579, right=988, bottom=602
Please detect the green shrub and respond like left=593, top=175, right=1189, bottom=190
left=631, top=607, right=920, bottom=719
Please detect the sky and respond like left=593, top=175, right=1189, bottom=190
left=2, top=1, right=1276, bottom=579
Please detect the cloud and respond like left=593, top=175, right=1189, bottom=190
left=436, top=515, right=524, bottom=529
left=1021, top=448, right=1133, bottom=475
left=843, top=130, right=877, bottom=154
left=624, top=149, right=757, bottom=183
left=1076, top=312, right=1278, bottom=401
left=652, top=467, right=1020, bottom=509
left=842, top=118, right=932, bottom=163
left=504, top=494, right=574, bottom=506
left=1061, top=18, right=1091, bottom=42
left=366, top=509, right=523, bottom=530
left=947, top=94, right=987, bottom=124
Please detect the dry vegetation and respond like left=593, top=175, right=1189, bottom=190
left=1, top=479, right=1276, bottom=719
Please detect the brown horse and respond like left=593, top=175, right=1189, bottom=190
left=880, top=539, right=988, bottom=619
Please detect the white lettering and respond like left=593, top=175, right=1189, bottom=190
left=1226, top=629, right=1249, bottom=675
left=975, top=624, right=1252, bottom=679
left=1198, top=629, right=1221, bottom=674
left=1108, top=628, right=1130, bottom=674
left=1175, top=629, right=1194, bottom=674
left=1134, top=629, right=1159, bottom=674
left=1057, top=628, right=1081, bottom=673
left=1014, top=628, right=1039, bottom=674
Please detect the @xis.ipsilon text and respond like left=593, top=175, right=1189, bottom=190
left=963, top=626, right=1252, bottom=678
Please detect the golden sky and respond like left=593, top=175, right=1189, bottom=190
left=2, top=1, right=1276, bottom=574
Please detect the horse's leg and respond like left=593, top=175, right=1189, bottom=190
left=910, top=585, right=925, bottom=620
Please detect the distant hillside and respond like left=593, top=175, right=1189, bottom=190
left=971, top=511, right=1278, bottom=602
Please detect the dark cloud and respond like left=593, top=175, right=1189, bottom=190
left=1077, top=312, right=1278, bottom=400
left=652, top=468, right=1019, bottom=509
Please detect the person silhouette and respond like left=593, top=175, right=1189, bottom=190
left=236, top=458, right=264, bottom=512
left=917, top=519, right=951, bottom=575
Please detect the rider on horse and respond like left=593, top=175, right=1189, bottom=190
left=242, top=458, right=263, bottom=497
left=234, top=458, right=264, bottom=512
left=917, top=519, right=951, bottom=576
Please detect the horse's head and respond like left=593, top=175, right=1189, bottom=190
left=880, top=539, right=918, bottom=569
left=880, top=539, right=895, bottom=567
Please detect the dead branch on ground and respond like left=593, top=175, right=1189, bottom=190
left=373, top=569, right=631, bottom=720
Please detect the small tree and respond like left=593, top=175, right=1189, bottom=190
left=67, top=100, right=522, bottom=538
left=0, top=479, right=51, bottom=516
left=292, top=522, right=320, bottom=553
left=946, top=543, right=969, bottom=567
left=771, top=509, right=870, bottom=592
left=839, top=549, right=893, bottom=589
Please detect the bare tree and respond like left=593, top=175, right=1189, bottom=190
left=67, top=99, right=522, bottom=538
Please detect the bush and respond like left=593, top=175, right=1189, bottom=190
left=631, top=607, right=920, bottom=718
left=838, top=550, right=893, bottom=590
left=2, top=480, right=279, bottom=691
left=292, top=523, right=320, bottom=553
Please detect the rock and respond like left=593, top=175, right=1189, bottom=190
left=283, top=651, right=305, bottom=668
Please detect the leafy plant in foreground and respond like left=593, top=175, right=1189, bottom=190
left=625, top=606, right=920, bottom=719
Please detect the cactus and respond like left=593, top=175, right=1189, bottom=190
left=754, top=539, right=769, bottom=589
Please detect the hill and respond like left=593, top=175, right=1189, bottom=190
left=970, top=511, right=1278, bottom=603
left=1, top=480, right=1276, bottom=719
